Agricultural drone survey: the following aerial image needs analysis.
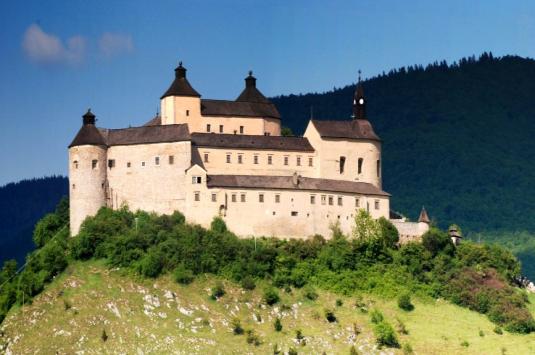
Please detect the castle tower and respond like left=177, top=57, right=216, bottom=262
left=68, top=109, right=108, bottom=236
left=160, top=61, right=201, bottom=126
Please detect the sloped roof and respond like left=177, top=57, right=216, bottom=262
left=69, top=124, right=107, bottom=148
left=143, top=116, right=161, bottom=126
left=99, top=124, right=190, bottom=146
left=207, top=175, right=390, bottom=196
left=311, top=119, right=380, bottom=141
left=201, top=99, right=280, bottom=119
left=161, top=63, right=201, bottom=99
left=191, top=133, right=314, bottom=152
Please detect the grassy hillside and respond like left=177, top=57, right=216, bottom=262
left=1, top=260, right=534, bottom=354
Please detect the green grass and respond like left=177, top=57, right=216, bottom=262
left=1, top=261, right=534, bottom=354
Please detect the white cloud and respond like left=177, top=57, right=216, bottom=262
left=98, top=33, right=134, bottom=58
left=22, top=24, right=86, bottom=65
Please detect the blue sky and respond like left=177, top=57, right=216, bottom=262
left=1, top=0, right=535, bottom=185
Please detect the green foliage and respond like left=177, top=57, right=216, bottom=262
left=138, top=249, right=164, bottom=278
left=101, top=329, right=108, bottom=342
left=288, top=347, right=298, bottom=355
left=232, top=317, right=244, bottom=335
left=173, top=264, right=194, bottom=285
left=397, top=293, right=414, bottom=311
left=274, top=317, right=282, bottom=332
left=240, top=276, right=256, bottom=290
left=263, top=287, right=280, bottom=306
left=302, top=285, right=318, bottom=301
left=374, top=320, right=399, bottom=348
left=211, top=282, right=225, bottom=299
left=494, top=326, right=503, bottom=335
left=281, top=126, right=294, bottom=137
left=210, top=217, right=227, bottom=234
left=421, top=228, right=454, bottom=257
left=324, top=308, right=337, bottom=322
left=335, top=298, right=343, bottom=307
left=378, top=217, right=399, bottom=248
left=245, top=329, right=261, bottom=346
left=352, top=209, right=380, bottom=242
left=402, top=342, right=414, bottom=354
left=349, top=345, right=359, bottom=355
left=370, top=309, right=384, bottom=324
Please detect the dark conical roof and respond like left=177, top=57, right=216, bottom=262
left=69, top=109, right=106, bottom=148
left=236, top=71, right=271, bottom=104
left=160, top=62, right=201, bottom=99
left=418, top=206, right=430, bottom=223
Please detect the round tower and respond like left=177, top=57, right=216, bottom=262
left=68, top=109, right=108, bottom=236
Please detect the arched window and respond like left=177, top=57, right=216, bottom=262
left=358, top=158, right=363, bottom=174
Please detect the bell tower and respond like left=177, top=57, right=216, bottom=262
left=352, top=70, right=366, bottom=120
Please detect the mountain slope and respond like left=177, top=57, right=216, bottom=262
left=272, top=54, right=535, bottom=232
left=0, top=176, right=68, bottom=265
left=2, top=261, right=535, bottom=354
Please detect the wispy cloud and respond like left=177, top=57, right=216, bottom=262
left=98, top=33, right=134, bottom=58
left=22, top=24, right=86, bottom=65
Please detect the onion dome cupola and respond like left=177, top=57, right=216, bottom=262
left=352, top=71, right=366, bottom=120
left=160, top=62, right=201, bottom=99
left=68, top=109, right=106, bottom=148
left=236, top=70, right=271, bottom=104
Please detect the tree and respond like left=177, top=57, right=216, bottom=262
left=352, top=209, right=380, bottom=242
left=281, top=126, right=294, bottom=137
left=378, top=217, right=399, bottom=248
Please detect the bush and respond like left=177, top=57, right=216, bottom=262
left=232, top=318, right=244, bottom=335
left=396, top=317, right=408, bottom=334
left=324, top=308, right=337, bottom=322
left=288, top=347, right=298, bottom=355
left=402, top=342, right=414, bottom=354
left=302, top=285, right=318, bottom=301
left=378, top=217, right=399, bottom=249
left=397, top=293, right=414, bottom=311
left=263, top=287, right=280, bottom=306
left=374, top=321, right=399, bottom=348
left=494, top=326, right=503, bottom=335
left=101, top=329, right=108, bottom=342
left=460, top=340, right=469, bottom=347
left=246, top=329, right=261, bottom=346
left=211, top=217, right=227, bottom=233
left=370, top=309, right=384, bottom=324
left=138, top=250, right=164, bottom=278
left=173, top=264, right=194, bottom=285
left=241, top=276, right=256, bottom=290
left=335, top=298, right=343, bottom=307
left=274, top=317, right=283, bottom=331
left=211, top=282, right=225, bottom=299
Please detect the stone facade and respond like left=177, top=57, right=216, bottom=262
left=68, top=63, right=426, bottom=240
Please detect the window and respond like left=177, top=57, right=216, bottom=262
left=328, top=196, right=334, bottom=206
left=338, top=196, right=343, bottom=206
left=169, top=155, right=174, bottom=165
left=238, top=154, right=243, bottom=164
left=254, top=155, right=259, bottom=164
left=259, top=193, right=264, bottom=203
left=275, top=194, right=280, bottom=203
left=284, top=156, right=289, bottom=166
left=375, top=200, right=380, bottom=210
left=239, top=126, right=244, bottom=134
left=358, top=158, right=363, bottom=174
left=72, top=184, right=75, bottom=190
left=204, top=153, right=209, bottom=163
left=141, top=161, right=146, bottom=167
left=226, top=154, right=231, bottom=163
left=92, top=160, right=98, bottom=169
left=240, top=193, right=246, bottom=202
left=192, top=176, right=202, bottom=184
left=194, top=191, right=200, bottom=201
left=296, top=156, right=301, bottom=166
left=211, top=193, right=217, bottom=202
left=219, top=125, right=224, bottom=133
left=108, top=159, right=116, bottom=169
left=308, top=157, right=313, bottom=167
left=267, top=155, right=273, bottom=165
left=310, top=195, right=316, bottom=204
left=186, top=110, right=190, bottom=116
left=231, top=194, right=237, bottom=202
left=206, top=124, right=211, bottom=132
left=73, top=160, right=79, bottom=169
left=339, top=156, right=346, bottom=174
left=127, top=162, right=131, bottom=168
left=355, top=197, right=360, bottom=207
left=291, top=211, right=298, bottom=217
left=321, top=195, right=326, bottom=205
left=376, top=160, right=381, bottom=178
left=155, top=157, right=160, bottom=166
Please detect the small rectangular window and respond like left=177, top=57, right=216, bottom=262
left=231, top=194, right=237, bottom=202
left=291, top=211, right=298, bottom=217
left=254, top=155, right=259, bottom=164
left=321, top=195, right=326, bottom=205
left=127, top=162, right=131, bottom=168
left=206, top=124, right=211, bottom=132
left=226, top=154, right=231, bottom=163
left=339, top=156, right=346, bottom=174
left=375, top=200, right=380, bottom=210
left=238, top=154, right=243, bottom=164
left=192, top=176, right=202, bottom=184
left=355, top=197, right=360, bottom=207
left=239, top=126, right=244, bottom=134
left=219, top=125, right=224, bottom=133
left=308, top=157, right=313, bottom=167
left=73, top=160, right=79, bottom=169
left=275, top=194, right=280, bottom=203
left=211, top=193, right=217, bottom=202
left=284, top=156, right=289, bottom=166
left=169, top=155, right=174, bottom=165
left=92, top=160, right=98, bottom=169
left=310, top=195, right=316, bottom=205
left=259, top=193, right=264, bottom=203
left=194, top=191, right=200, bottom=201
left=338, top=196, right=343, bottom=206
left=268, top=155, right=273, bottom=165
left=240, top=193, right=246, bottom=202
left=204, top=153, right=209, bottom=163
left=155, top=157, right=160, bottom=166
left=328, top=196, right=334, bottom=206
left=108, top=159, right=115, bottom=169
left=296, top=156, right=301, bottom=166
left=358, top=158, right=363, bottom=174
left=186, top=110, right=190, bottom=116
left=141, top=161, right=146, bottom=167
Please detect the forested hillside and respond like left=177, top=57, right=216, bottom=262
left=0, top=176, right=67, bottom=265
left=272, top=53, right=535, bottom=233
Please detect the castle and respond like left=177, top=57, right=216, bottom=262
left=68, top=62, right=429, bottom=240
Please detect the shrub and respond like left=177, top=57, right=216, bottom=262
left=479, top=330, right=485, bottom=337
left=335, top=298, right=343, bottom=307
left=397, top=293, right=414, bottom=311
left=460, top=340, right=469, bottom=347
left=273, top=343, right=281, bottom=354
left=422, top=228, right=453, bottom=256
left=263, top=287, right=280, bottom=306
left=324, top=308, right=337, bottom=323
left=138, top=250, right=164, bottom=278
left=370, top=309, right=384, bottom=324
left=494, top=326, right=503, bottom=335
left=210, top=217, right=228, bottom=234
left=295, top=329, right=305, bottom=345
left=211, top=282, right=225, bottom=299
left=396, top=317, right=408, bottom=334
left=288, top=347, right=298, bottom=355
left=232, top=318, right=244, bottom=335
left=246, top=329, right=261, bottom=346
left=402, top=342, right=414, bottom=354
left=349, top=345, right=359, bottom=354
left=101, top=329, right=108, bottom=342
left=374, top=321, right=399, bottom=348
left=378, top=217, right=399, bottom=249
left=241, top=276, right=256, bottom=290
left=302, top=285, right=318, bottom=301
left=274, top=317, right=283, bottom=332
left=173, top=264, right=194, bottom=285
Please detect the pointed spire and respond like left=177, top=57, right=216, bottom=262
left=352, top=70, right=366, bottom=120
left=418, top=206, right=430, bottom=224
left=82, top=108, right=96, bottom=125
